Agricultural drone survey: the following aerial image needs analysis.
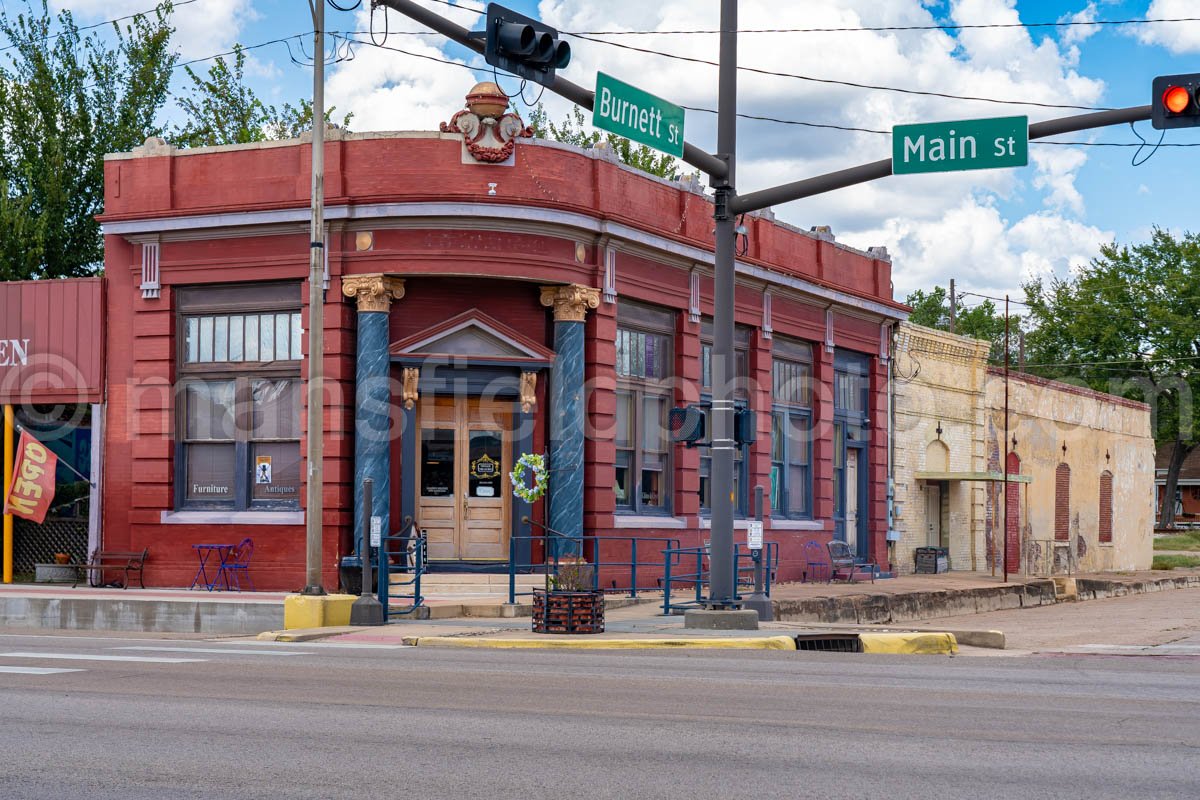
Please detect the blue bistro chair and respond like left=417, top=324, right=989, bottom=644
left=220, top=537, right=255, bottom=592
left=803, top=540, right=829, bottom=583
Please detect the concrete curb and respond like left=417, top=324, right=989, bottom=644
left=858, top=632, right=958, bottom=655
left=772, top=580, right=1057, bottom=625
left=257, top=626, right=358, bottom=642
left=407, top=635, right=800, bottom=650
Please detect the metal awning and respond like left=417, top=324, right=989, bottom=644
left=915, top=471, right=1033, bottom=484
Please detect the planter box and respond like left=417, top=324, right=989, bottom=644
left=532, top=589, right=605, bottom=634
left=35, top=564, right=81, bottom=584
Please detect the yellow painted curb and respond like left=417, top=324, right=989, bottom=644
left=858, top=632, right=958, bottom=655
left=411, top=635, right=798, bottom=650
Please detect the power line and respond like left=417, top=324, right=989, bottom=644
left=0, top=0, right=199, bottom=53
left=571, top=16, right=1200, bottom=35
left=565, top=32, right=1110, bottom=112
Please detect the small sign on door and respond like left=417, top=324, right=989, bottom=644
left=255, top=456, right=272, bottom=484
left=370, top=516, right=382, bottom=547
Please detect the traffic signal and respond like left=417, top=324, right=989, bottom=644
left=734, top=408, right=757, bottom=447
left=1152, top=73, right=1200, bottom=130
left=480, top=3, right=570, bottom=88
left=669, top=405, right=706, bottom=447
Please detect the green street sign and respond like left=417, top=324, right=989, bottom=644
left=892, top=116, right=1028, bottom=175
left=593, top=72, right=685, bottom=158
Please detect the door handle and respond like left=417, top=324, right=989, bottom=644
left=462, top=491, right=469, bottom=515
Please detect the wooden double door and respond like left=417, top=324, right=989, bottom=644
left=416, top=397, right=513, bottom=561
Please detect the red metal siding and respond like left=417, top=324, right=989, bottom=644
left=0, top=278, right=104, bottom=405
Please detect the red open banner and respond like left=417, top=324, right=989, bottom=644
left=4, top=429, right=58, bottom=524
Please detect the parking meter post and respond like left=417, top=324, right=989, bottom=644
left=742, top=485, right=772, bottom=621
left=350, top=479, right=385, bottom=626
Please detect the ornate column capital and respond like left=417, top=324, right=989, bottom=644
left=540, top=284, right=600, bottom=323
left=342, top=274, right=405, bottom=313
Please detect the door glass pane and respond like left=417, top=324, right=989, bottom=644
left=771, top=412, right=785, bottom=462
left=185, top=443, right=236, bottom=503
left=468, top=431, right=503, bottom=498
left=252, top=441, right=301, bottom=502
left=420, top=429, right=455, bottom=497
left=789, top=414, right=810, bottom=465
left=789, top=465, right=808, bottom=515
left=185, top=381, right=235, bottom=440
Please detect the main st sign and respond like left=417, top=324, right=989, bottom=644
left=893, top=115, right=1028, bottom=175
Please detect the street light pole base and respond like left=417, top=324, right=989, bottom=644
left=299, top=585, right=328, bottom=596
left=349, top=595, right=385, bottom=626
left=741, top=594, right=773, bottom=622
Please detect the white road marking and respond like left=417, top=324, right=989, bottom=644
left=0, top=652, right=207, bottom=663
left=0, top=666, right=84, bottom=675
left=113, top=647, right=305, bottom=656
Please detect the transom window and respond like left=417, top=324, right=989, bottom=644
left=615, top=302, right=674, bottom=515
left=176, top=283, right=302, bottom=511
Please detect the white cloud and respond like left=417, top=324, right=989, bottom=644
left=307, top=1, right=1116, bottom=298
left=55, top=0, right=259, bottom=60
left=1059, top=3, right=1099, bottom=48
left=1135, top=0, right=1200, bottom=54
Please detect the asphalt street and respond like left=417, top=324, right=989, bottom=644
left=2, top=628, right=1198, bottom=800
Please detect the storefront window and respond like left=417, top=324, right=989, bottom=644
left=615, top=302, right=674, bottom=515
left=771, top=338, right=813, bottom=518
left=176, top=283, right=302, bottom=511
left=699, top=321, right=750, bottom=516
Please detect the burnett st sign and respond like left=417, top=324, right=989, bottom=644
left=593, top=72, right=685, bottom=158
left=892, top=116, right=1028, bottom=175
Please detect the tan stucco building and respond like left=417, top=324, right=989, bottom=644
left=891, top=322, right=1154, bottom=576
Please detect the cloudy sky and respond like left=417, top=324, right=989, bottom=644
left=46, top=0, right=1200, bottom=302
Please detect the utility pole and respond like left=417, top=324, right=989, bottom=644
left=303, top=0, right=326, bottom=596
left=707, top=0, right=738, bottom=608
left=1003, top=295, right=1010, bottom=584
left=949, top=278, right=956, bottom=334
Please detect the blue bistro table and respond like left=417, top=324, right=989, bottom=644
left=190, top=543, right=236, bottom=591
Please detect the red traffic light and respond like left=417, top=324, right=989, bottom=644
left=1163, top=84, right=1192, bottom=114
left=1153, top=73, right=1200, bottom=130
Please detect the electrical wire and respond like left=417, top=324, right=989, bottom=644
left=570, top=17, right=1200, bottom=36
left=326, top=0, right=363, bottom=11
left=565, top=32, right=1111, bottom=112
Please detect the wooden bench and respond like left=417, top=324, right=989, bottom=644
left=34, top=548, right=148, bottom=589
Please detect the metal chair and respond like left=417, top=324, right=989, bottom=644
left=803, top=540, right=829, bottom=583
left=826, top=540, right=876, bottom=584
left=220, top=537, right=255, bottom=592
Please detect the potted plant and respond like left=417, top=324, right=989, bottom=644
left=54, top=552, right=72, bottom=565
left=510, top=452, right=605, bottom=634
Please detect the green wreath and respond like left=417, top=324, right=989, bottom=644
left=510, top=452, right=548, bottom=503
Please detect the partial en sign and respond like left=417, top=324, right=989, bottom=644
left=593, top=72, right=685, bottom=158
left=370, top=516, right=382, bottom=548
left=892, top=116, right=1027, bottom=175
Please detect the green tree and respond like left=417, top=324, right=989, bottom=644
left=0, top=0, right=177, bottom=279
left=527, top=103, right=689, bottom=180
left=1021, top=228, right=1200, bottom=528
left=173, top=45, right=351, bottom=148
left=904, top=285, right=1015, bottom=364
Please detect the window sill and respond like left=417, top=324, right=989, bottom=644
left=613, top=515, right=688, bottom=529
left=769, top=519, right=826, bottom=531
left=161, top=510, right=305, bottom=526
left=699, top=518, right=756, bottom=530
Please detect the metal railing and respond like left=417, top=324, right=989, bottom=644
left=661, top=541, right=779, bottom=615
left=507, top=517, right=682, bottom=603
left=378, top=516, right=427, bottom=620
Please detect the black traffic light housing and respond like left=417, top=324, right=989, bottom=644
left=734, top=407, right=757, bottom=447
left=669, top=405, right=706, bottom=447
left=1152, top=73, right=1200, bottom=130
left=480, top=3, right=571, bottom=88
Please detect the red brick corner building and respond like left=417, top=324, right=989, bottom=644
left=98, top=82, right=906, bottom=590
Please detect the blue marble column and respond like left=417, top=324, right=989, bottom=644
left=541, top=285, right=600, bottom=558
left=343, top=275, right=405, bottom=556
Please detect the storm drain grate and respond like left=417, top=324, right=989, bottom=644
left=793, top=634, right=862, bottom=653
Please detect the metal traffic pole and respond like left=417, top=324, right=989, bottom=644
left=350, top=478, right=384, bottom=625
left=741, top=485, right=773, bottom=621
